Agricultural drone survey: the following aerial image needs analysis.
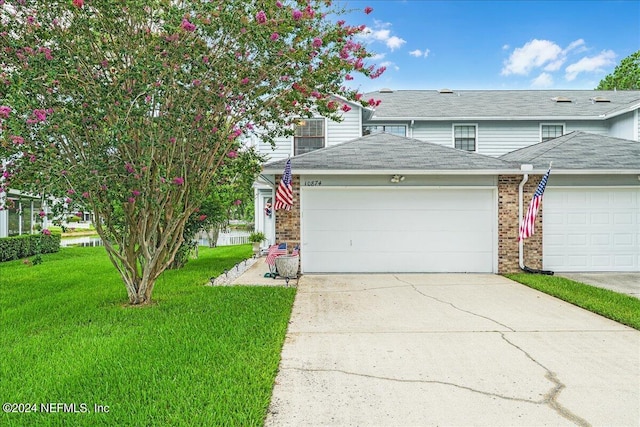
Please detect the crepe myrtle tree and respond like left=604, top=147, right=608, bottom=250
left=0, top=0, right=384, bottom=304
left=170, top=146, right=264, bottom=269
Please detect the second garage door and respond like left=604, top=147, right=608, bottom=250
left=301, top=187, right=496, bottom=273
left=543, top=187, right=640, bottom=272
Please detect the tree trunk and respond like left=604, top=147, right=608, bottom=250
left=208, top=226, right=220, bottom=248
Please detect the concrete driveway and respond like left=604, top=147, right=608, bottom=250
left=265, top=274, right=639, bottom=427
left=555, top=272, right=640, bottom=299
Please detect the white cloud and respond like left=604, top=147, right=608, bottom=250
left=502, top=44, right=510, bottom=51
left=409, top=49, right=430, bottom=58
left=531, top=72, right=554, bottom=88
left=370, top=53, right=386, bottom=61
left=501, top=39, right=563, bottom=76
left=385, top=36, right=406, bottom=51
left=565, top=39, right=587, bottom=54
left=380, top=61, right=400, bottom=71
left=360, top=21, right=406, bottom=52
left=565, top=50, right=616, bottom=81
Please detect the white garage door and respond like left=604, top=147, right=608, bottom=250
left=543, top=187, right=640, bottom=272
left=301, top=188, right=496, bottom=273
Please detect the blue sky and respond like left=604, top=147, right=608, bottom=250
left=337, top=0, right=640, bottom=92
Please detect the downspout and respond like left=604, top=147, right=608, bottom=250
left=518, top=165, right=531, bottom=270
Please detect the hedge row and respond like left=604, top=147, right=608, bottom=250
left=0, top=233, right=61, bottom=262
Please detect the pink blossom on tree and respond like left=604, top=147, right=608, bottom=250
left=0, top=0, right=384, bottom=305
left=255, top=11, right=267, bottom=24
left=181, top=18, right=196, bottom=32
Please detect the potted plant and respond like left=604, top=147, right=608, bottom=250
left=249, top=231, right=266, bottom=256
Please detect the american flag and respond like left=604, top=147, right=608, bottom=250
left=274, top=158, right=293, bottom=211
left=265, top=243, right=288, bottom=266
left=519, top=167, right=551, bottom=241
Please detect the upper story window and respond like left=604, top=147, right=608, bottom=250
left=294, top=118, right=325, bottom=155
left=541, top=124, right=564, bottom=142
left=362, top=125, right=406, bottom=137
left=453, top=124, right=476, bottom=151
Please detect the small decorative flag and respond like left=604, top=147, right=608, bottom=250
left=518, top=167, right=551, bottom=241
left=274, top=158, right=293, bottom=211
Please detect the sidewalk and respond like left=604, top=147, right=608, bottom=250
left=230, top=256, right=299, bottom=287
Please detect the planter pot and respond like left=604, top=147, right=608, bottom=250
left=274, top=255, right=299, bottom=286
left=252, top=242, right=261, bottom=256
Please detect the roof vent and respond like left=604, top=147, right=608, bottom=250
left=438, top=88, right=454, bottom=94
left=379, top=88, right=394, bottom=93
left=552, top=96, right=572, bottom=103
left=590, top=96, right=610, bottom=103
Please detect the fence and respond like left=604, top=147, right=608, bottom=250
left=197, top=230, right=250, bottom=247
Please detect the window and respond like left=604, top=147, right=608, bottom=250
left=7, top=199, right=19, bottom=236
left=454, top=125, right=476, bottom=151
left=541, top=124, right=564, bottom=142
left=294, top=118, right=325, bottom=155
left=362, top=125, right=406, bottom=137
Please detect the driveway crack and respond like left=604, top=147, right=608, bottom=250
left=499, top=333, right=591, bottom=427
left=283, top=366, right=537, bottom=404
left=392, top=275, right=515, bottom=332
left=389, top=275, right=591, bottom=426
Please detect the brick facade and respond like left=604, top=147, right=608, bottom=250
left=274, top=174, right=301, bottom=249
left=498, top=175, right=544, bottom=273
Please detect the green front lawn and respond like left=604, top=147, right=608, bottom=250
left=506, top=273, right=640, bottom=330
left=0, top=245, right=295, bottom=426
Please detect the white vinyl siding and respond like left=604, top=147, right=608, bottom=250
left=411, top=121, right=613, bottom=157
left=258, top=134, right=292, bottom=162
left=411, top=122, right=451, bottom=144
left=326, top=106, right=362, bottom=146
left=608, top=111, right=636, bottom=140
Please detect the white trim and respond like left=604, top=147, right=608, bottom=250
left=369, top=116, right=610, bottom=121
left=547, top=185, right=640, bottom=190
left=263, top=168, right=640, bottom=175
left=293, top=117, right=326, bottom=156
left=300, top=185, right=497, bottom=190
left=634, top=108, right=639, bottom=141
left=539, top=122, right=566, bottom=142
left=452, top=123, right=478, bottom=152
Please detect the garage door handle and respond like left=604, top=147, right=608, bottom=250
left=350, top=240, right=352, bottom=246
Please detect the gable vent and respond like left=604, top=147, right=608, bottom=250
left=438, top=88, right=454, bottom=94
left=590, top=96, right=610, bottom=103
left=551, top=96, right=572, bottom=103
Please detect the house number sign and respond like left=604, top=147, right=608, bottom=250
left=304, top=180, right=322, bottom=186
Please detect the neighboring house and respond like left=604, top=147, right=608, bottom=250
left=0, top=190, right=45, bottom=238
left=254, top=90, right=640, bottom=274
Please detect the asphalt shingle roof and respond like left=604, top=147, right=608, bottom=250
left=500, top=131, right=640, bottom=170
left=263, top=132, right=516, bottom=172
left=364, top=90, right=640, bottom=120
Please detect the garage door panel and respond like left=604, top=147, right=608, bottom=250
left=544, top=188, right=639, bottom=272
left=302, top=188, right=495, bottom=273
left=304, top=250, right=493, bottom=273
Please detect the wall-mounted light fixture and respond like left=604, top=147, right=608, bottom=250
left=390, top=174, right=405, bottom=183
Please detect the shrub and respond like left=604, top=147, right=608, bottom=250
left=0, top=233, right=61, bottom=262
